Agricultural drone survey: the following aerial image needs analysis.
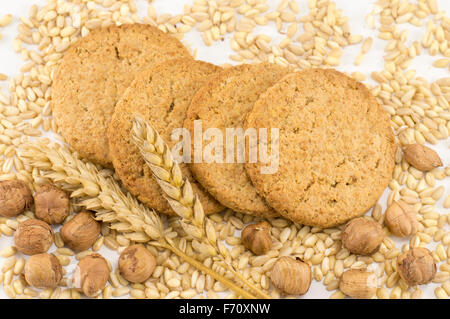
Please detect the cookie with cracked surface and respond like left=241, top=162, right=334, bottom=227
left=184, top=63, right=291, bottom=217
left=244, top=68, right=396, bottom=228
left=52, top=24, right=191, bottom=167
left=108, top=58, right=223, bottom=215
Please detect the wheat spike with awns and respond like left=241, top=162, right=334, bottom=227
left=18, top=140, right=259, bottom=299
left=131, top=114, right=271, bottom=299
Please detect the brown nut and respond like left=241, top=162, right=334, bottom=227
left=403, top=144, right=442, bottom=171
left=339, top=269, right=377, bottom=299
left=385, top=200, right=418, bottom=237
left=397, top=247, right=436, bottom=286
left=270, top=256, right=311, bottom=295
left=73, top=253, right=109, bottom=297
left=241, top=221, right=272, bottom=255
left=0, top=180, right=33, bottom=217
left=34, top=184, right=70, bottom=224
left=24, top=253, right=62, bottom=288
left=61, top=211, right=100, bottom=251
left=118, top=244, right=156, bottom=283
left=14, top=219, right=54, bottom=255
left=342, top=217, right=384, bottom=255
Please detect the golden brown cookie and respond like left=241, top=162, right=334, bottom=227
left=108, top=58, right=223, bottom=215
left=52, top=24, right=191, bottom=167
left=184, top=63, right=291, bottom=217
left=244, top=68, right=396, bottom=228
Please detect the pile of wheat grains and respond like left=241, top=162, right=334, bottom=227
left=0, top=0, right=447, bottom=299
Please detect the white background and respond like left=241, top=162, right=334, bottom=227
left=0, top=0, right=448, bottom=299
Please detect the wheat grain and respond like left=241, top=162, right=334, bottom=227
left=0, top=14, right=13, bottom=27
left=2, top=256, right=16, bottom=273
left=13, top=257, right=24, bottom=275
left=435, top=287, right=448, bottom=299
left=433, top=58, right=450, bottom=68
left=56, top=248, right=74, bottom=256
left=0, top=246, right=17, bottom=258
left=112, top=287, right=130, bottom=297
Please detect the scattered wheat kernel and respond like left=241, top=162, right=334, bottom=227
left=427, top=0, right=439, bottom=14
left=444, top=195, right=450, bottom=208
left=348, top=34, right=363, bottom=45
left=112, top=287, right=130, bottom=297
left=433, top=58, right=450, bottom=68
left=2, top=256, right=17, bottom=273
left=4, top=285, right=16, bottom=298
left=13, top=258, right=25, bottom=275
left=329, top=290, right=346, bottom=299
left=24, top=288, right=38, bottom=297
left=442, top=282, right=450, bottom=295
left=0, top=246, right=17, bottom=258
left=0, top=14, right=13, bottom=27
left=354, top=52, right=365, bottom=66
left=56, top=248, right=74, bottom=256
left=362, top=37, right=373, bottom=54
left=435, top=287, right=448, bottom=299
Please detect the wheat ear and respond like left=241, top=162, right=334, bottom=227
left=18, top=141, right=257, bottom=299
left=18, top=141, right=164, bottom=241
left=131, top=115, right=271, bottom=299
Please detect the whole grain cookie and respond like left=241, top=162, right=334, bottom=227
left=245, top=68, right=396, bottom=228
left=184, top=63, right=291, bottom=217
left=108, top=58, right=223, bottom=215
left=52, top=24, right=191, bottom=167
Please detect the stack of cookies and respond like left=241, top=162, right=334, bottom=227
left=52, top=24, right=396, bottom=228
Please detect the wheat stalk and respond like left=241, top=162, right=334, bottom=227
left=18, top=140, right=257, bottom=299
left=131, top=114, right=271, bottom=299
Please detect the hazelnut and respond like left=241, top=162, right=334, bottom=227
left=403, top=144, right=442, bottom=172
left=61, top=211, right=100, bottom=251
left=0, top=180, right=33, bottom=217
left=270, top=256, right=311, bottom=295
left=24, top=253, right=62, bottom=288
left=342, top=217, right=384, bottom=255
left=34, top=184, right=70, bottom=224
left=241, top=221, right=272, bottom=255
left=397, top=247, right=436, bottom=286
left=385, top=200, right=418, bottom=237
left=73, top=253, right=109, bottom=297
left=14, top=219, right=54, bottom=255
left=118, top=244, right=156, bottom=283
left=339, top=269, right=377, bottom=299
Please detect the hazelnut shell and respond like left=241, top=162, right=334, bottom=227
left=241, top=221, right=272, bottom=255
left=339, top=269, right=377, bottom=299
left=14, top=219, right=54, bottom=255
left=0, top=180, right=33, bottom=217
left=342, top=217, right=384, bottom=255
left=270, top=256, right=311, bottom=295
left=24, top=253, right=62, bottom=288
left=61, top=211, right=100, bottom=251
left=34, top=184, right=70, bottom=224
left=118, top=244, right=156, bottom=283
left=74, top=253, right=109, bottom=297
left=403, top=144, right=442, bottom=171
left=397, top=247, right=436, bottom=286
left=385, top=200, right=418, bottom=237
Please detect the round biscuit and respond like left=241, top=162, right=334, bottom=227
left=52, top=24, right=191, bottom=167
left=244, top=68, right=396, bottom=228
